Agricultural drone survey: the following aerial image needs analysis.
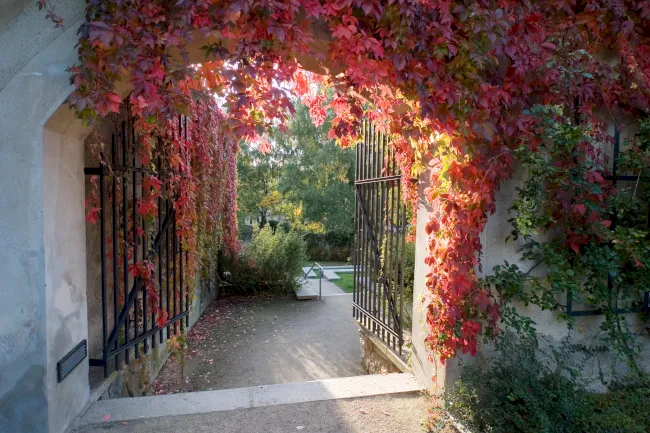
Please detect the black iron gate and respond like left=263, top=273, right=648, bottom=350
left=353, top=121, right=408, bottom=354
left=85, top=101, right=190, bottom=377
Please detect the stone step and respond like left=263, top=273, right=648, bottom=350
left=78, top=373, right=423, bottom=426
left=295, top=278, right=319, bottom=300
left=322, top=269, right=340, bottom=281
left=301, top=266, right=317, bottom=278
left=320, top=266, right=354, bottom=273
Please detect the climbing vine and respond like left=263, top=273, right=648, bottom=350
left=48, top=1, right=650, bottom=364
left=482, top=110, right=650, bottom=371
left=85, top=94, right=240, bottom=329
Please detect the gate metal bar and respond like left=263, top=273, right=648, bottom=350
left=353, top=120, right=407, bottom=354
left=85, top=101, right=190, bottom=377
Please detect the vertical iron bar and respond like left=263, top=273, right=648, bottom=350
left=99, top=170, right=108, bottom=377
left=358, top=121, right=366, bottom=325
left=122, top=120, right=130, bottom=365
left=157, top=166, right=163, bottom=345
left=133, top=143, right=139, bottom=360
left=396, top=184, right=406, bottom=355
left=371, top=124, right=380, bottom=334
left=180, top=234, right=184, bottom=332
left=357, top=121, right=366, bottom=319
left=389, top=173, right=398, bottom=349
left=173, top=217, right=177, bottom=335
left=381, top=134, right=393, bottom=341
left=360, top=119, right=366, bottom=181
left=367, top=123, right=375, bottom=331
left=142, top=202, right=148, bottom=354
left=166, top=206, right=171, bottom=338
left=352, top=141, right=360, bottom=319
left=364, top=123, right=376, bottom=331
left=362, top=124, right=371, bottom=328
left=111, top=133, right=120, bottom=372
left=185, top=251, right=190, bottom=328
left=357, top=123, right=364, bottom=324
left=376, top=129, right=382, bottom=338
left=377, top=133, right=386, bottom=340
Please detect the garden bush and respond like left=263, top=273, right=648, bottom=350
left=222, top=227, right=307, bottom=295
left=305, top=231, right=353, bottom=262
left=444, top=333, right=650, bottom=433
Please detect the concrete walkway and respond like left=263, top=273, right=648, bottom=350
left=70, top=393, right=430, bottom=433
left=150, top=294, right=361, bottom=394
left=79, top=373, right=422, bottom=425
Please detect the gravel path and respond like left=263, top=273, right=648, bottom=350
left=151, top=294, right=362, bottom=394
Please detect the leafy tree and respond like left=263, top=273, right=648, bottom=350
left=238, top=99, right=355, bottom=237
left=237, top=141, right=286, bottom=228
left=273, top=101, right=355, bottom=236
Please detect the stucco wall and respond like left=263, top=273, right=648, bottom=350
left=0, top=0, right=84, bottom=91
left=0, top=16, right=84, bottom=432
left=43, top=126, right=90, bottom=433
left=410, top=167, right=462, bottom=395
left=480, top=172, right=650, bottom=389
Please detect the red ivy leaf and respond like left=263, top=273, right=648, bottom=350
left=156, top=310, right=168, bottom=328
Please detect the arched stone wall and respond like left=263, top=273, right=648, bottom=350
left=0, top=17, right=89, bottom=433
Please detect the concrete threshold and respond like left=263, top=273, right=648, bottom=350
left=78, top=373, right=423, bottom=425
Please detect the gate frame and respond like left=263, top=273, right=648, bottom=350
left=353, top=120, right=408, bottom=355
left=84, top=101, right=190, bottom=377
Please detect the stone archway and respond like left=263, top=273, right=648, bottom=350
left=0, top=19, right=92, bottom=433
left=0, top=13, right=427, bottom=433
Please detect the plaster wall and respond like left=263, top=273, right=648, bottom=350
left=0, top=16, right=85, bottom=433
left=99, top=274, right=218, bottom=399
left=0, top=0, right=84, bottom=91
left=410, top=168, right=462, bottom=395
left=43, top=125, right=90, bottom=433
left=480, top=172, right=650, bottom=389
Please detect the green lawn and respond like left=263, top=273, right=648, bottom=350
left=333, top=273, right=354, bottom=293
left=303, top=260, right=349, bottom=267
left=300, top=263, right=355, bottom=293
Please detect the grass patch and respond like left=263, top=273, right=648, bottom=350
left=303, top=260, right=349, bottom=267
left=333, top=273, right=355, bottom=293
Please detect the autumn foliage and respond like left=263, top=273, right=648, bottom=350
left=61, top=1, right=650, bottom=363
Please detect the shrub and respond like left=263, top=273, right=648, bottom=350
left=402, top=240, right=415, bottom=299
left=224, top=227, right=307, bottom=295
left=377, top=238, right=415, bottom=329
left=445, top=333, right=650, bottom=433
left=304, top=231, right=353, bottom=262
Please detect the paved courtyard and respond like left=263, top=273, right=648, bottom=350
left=151, top=294, right=362, bottom=394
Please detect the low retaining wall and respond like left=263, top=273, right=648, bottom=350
left=357, top=323, right=409, bottom=375
left=96, top=274, right=217, bottom=399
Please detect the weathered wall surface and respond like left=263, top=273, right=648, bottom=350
left=43, top=124, right=90, bottom=433
left=97, top=273, right=218, bottom=399
left=480, top=171, right=650, bottom=389
left=0, top=0, right=84, bottom=91
left=0, top=7, right=84, bottom=430
left=410, top=167, right=462, bottom=395
left=358, top=324, right=404, bottom=375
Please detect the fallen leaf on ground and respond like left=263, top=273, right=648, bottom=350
left=102, top=414, right=111, bottom=423
left=359, top=409, right=368, bottom=415
left=382, top=411, right=391, bottom=416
